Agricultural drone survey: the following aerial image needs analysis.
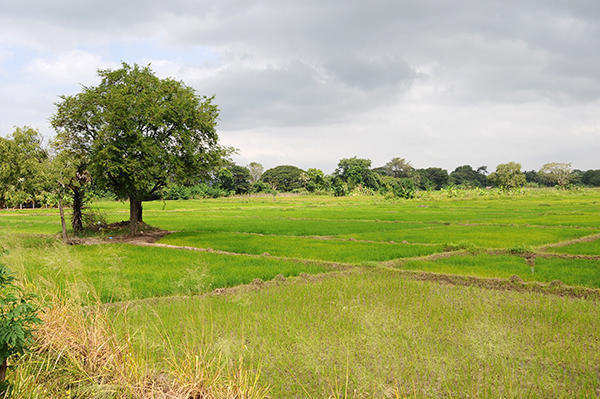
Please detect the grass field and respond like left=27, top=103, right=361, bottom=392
left=1, top=188, right=599, bottom=397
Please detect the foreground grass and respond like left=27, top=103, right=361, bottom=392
left=115, top=270, right=600, bottom=398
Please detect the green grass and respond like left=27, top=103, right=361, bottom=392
left=3, top=242, right=330, bottom=303
left=114, top=269, right=600, bottom=398
left=4, top=189, right=600, bottom=397
left=401, top=254, right=600, bottom=288
left=549, top=238, right=600, bottom=255
left=341, top=224, right=594, bottom=247
left=158, top=231, right=444, bottom=262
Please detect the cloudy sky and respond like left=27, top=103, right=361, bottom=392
left=1, top=1, right=599, bottom=173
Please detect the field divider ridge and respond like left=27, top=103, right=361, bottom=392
left=130, top=241, right=360, bottom=270
left=536, top=232, right=600, bottom=250
left=376, top=264, right=600, bottom=300
left=96, top=269, right=363, bottom=309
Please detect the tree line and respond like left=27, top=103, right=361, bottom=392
left=1, top=63, right=599, bottom=236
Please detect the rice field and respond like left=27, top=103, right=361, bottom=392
left=1, top=188, right=599, bottom=397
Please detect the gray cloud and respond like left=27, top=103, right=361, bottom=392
left=0, top=0, right=599, bottom=170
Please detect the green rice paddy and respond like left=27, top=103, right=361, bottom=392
left=2, top=188, right=600, bottom=397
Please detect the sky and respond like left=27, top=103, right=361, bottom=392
left=0, top=1, right=599, bottom=173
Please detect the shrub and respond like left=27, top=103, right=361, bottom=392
left=0, top=264, right=41, bottom=390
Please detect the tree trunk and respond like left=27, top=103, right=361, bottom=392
left=72, top=188, right=84, bottom=232
left=58, top=197, right=68, bottom=242
left=0, top=358, right=6, bottom=382
left=129, top=197, right=142, bottom=236
left=137, top=199, right=143, bottom=223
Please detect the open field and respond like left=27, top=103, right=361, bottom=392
left=1, top=188, right=600, bottom=397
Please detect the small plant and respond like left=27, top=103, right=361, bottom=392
left=0, top=264, right=41, bottom=390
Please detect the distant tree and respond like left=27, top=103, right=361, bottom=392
left=302, top=168, right=326, bottom=192
left=449, top=165, right=487, bottom=187
left=261, top=165, right=305, bottom=191
left=0, top=127, right=49, bottom=209
left=538, top=162, right=572, bottom=188
left=570, top=169, right=584, bottom=186
left=335, top=157, right=380, bottom=190
left=51, top=63, right=224, bottom=235
left=415, top=168, right=449, bottom=190
left=524, top=170, right=542, bottom=185
left=582, top=170, right=600, bottom=187
left=248, top=162, right=264, bottom=183
left=228, top=165, right=251, bottom=194
left=382, top=157, right=414, bottom=178
left=488, top=162, right=526, bottom=190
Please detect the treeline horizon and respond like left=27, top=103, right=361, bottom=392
left=2, top=125, right=600, bottom=211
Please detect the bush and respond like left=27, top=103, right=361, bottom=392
left=0, top=264, right=41, bottom=389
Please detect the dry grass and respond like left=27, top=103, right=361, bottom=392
left=5, top=295, right=268, bottom=399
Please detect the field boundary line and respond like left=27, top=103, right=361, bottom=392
left=377, top=266, right=600, bottom=300
left=536, top=232, right=600, bottom=250
left=167, top=230, right=441, bottom=246
left=98, top=269, right=362, bottom=308
left=129, top=241, right=359, bottom=270
left=378, top=250, right=466, bottom=267
left=285, top=216, right=599, bottom=230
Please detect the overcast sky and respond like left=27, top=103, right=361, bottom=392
left=1, top=1, right=599, bottom=173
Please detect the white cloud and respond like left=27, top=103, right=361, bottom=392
left=25, top=50, right=116, bottom=86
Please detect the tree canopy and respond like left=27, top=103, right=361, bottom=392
left=51, top=63, right=224, bottom=234
left=488, top=162, right=526, bottom=190
left=261, top=165, right=305, bottom=192
left=335, top=157, right=380, bottom=190
left=538, top=162, right=572, bottom=188
left=449, top=165, right=487, bottom=188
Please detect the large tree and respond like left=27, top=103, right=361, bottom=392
left=538, top=162, right=572, bottom=188
left=247, top=162, right=264, bottom=183
left=261, top=165, right=305, bottom=192
left=52, top=63, right=223, bottom=234
left=382, top=157, right=414, bottom=178
left=488, top=162, right=526, bottom=190
left=335, top=157, right=380, bottom=190
left=0, top=127, right=49, bottom=209
left=449, top=165, right=487, bottom=188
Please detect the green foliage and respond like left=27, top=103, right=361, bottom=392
left=261, top=165, right=305, bottom=192
left=301, top=168, right=326, bottom=192
left=162, top=183, right=229, bottom=200
left=250, top=181, right=276, bottom=194
left=538, top=162, right=572, bottom=189
left=248, top=162, right=264, bottom=184
left=334, top=157, right=380, bottom=190
left=414, top=167, right=449, bottom=190
left=379, top=176, right=416, bottom=199
left=226, top=165, right=252, bottom=194
left=488, top=162, right=526, bottom=190
left=51, top=63, right=225, bottom=230
left=0, top=263, right=41, bottom=383
left=449, top=165, right=487, bottom=188
left=582, top=169, right=600, bottom=187
left=0, top=127, right=51, bottom=209
left=377, top=157, right=414, bottom=178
